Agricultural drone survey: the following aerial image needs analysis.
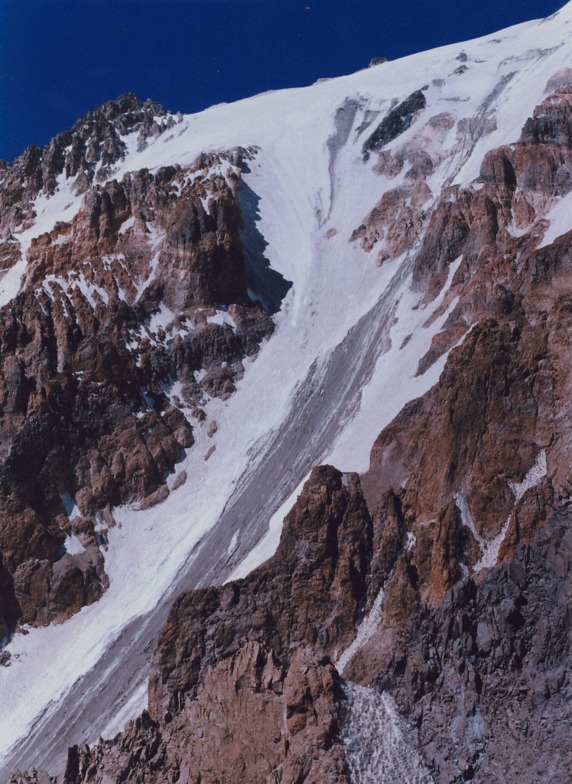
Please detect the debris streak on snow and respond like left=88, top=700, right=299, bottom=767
left=227, top=475, right=308, bottom=581
left=99, top=679, right=149, bottom=741
left=342, top=682, right=433, bottom=784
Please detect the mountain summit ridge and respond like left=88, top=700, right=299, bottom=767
left=2, top=4, right=572, bottom=782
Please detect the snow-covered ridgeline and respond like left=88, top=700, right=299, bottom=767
left=5, top=0, right=571, bottom=318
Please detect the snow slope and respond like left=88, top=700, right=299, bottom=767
left=2, top=3, right=572, bottom=776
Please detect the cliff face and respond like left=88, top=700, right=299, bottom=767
left=51, top=467, right=368, bottom=784
left=343, top=78, right=572, bottom=780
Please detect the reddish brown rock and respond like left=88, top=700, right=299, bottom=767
left=351, top=180, right=432, bottom=264
left=0, top=104, right=278, bottom=631
left=34, top=466, right=369, bottom=783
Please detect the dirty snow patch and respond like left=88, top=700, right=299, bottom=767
left=64, top=535, right=86, bottom=556
left=337, top=589, right=384, bottom=675
left=509, top=449, right=547, bottom=502
left=342, top=682, right=433, bottom=784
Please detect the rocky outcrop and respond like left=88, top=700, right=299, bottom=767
left=341, top=78, right=572, bottom=781
left=351, top=178, right=432, bottom=264
left=376, top=514, right=572, bottom=783
left=52, top=648, right=348, bottom=784
left=0, top=106, right=279, bottom=631
left=0, top=94, right=172, bottom=239
left=352, top=111, right=454, bottom=265
left=362, top=89, right=427, bottom=158
left=21, top=466, right=371, bottom=784
left=353, top=81, right=572, bottom=632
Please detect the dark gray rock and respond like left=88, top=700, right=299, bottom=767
left=362, top=90, right=427, bottom=158
left=377, top=516, right=572, bottom=783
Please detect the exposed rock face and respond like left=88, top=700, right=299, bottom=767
left=352, top=111, right=454, bottom=265
left=0, top=94, right=171, bottom=240
left=26, top=466, right=370, bottom=783
left=0, top=101, right=279, bottom=631
left=342, top=79, right=572, bottom=781
left=362, top=89, right=427, bottom=158
left=375, top=515, right=572, bottom=783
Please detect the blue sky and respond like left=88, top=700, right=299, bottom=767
left=0, top=0, right=563, bottom=161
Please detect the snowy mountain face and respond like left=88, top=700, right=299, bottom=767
left=2, top=4, right=572, bottom=782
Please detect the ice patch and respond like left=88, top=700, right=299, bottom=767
left=509, top=449, right=547, bottom=502
left=51, top=232, right=71, bottom=246
left=119, top=216, right=136, bottom=235
left=506, top=219, right=531, bottom=239
left=207, top=309, right=236, bottom=329
left=537, top=189, right=572, bottom=248
left=405, top=532, right=417, bottom=551
left=227, top=530, right=240, bottom=557
left=165, top=379, right=186, bottom=408
left=74, top=272, right=109, bottom=307
left=147, top=302, right=175, bottom=333
left=42, top=272, right=109, bottom=311
left=456, top=490, right=508, bottom=571
left=134, top=224, right=164, bottom=301
left=457, top=449, right=547, bottom=572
